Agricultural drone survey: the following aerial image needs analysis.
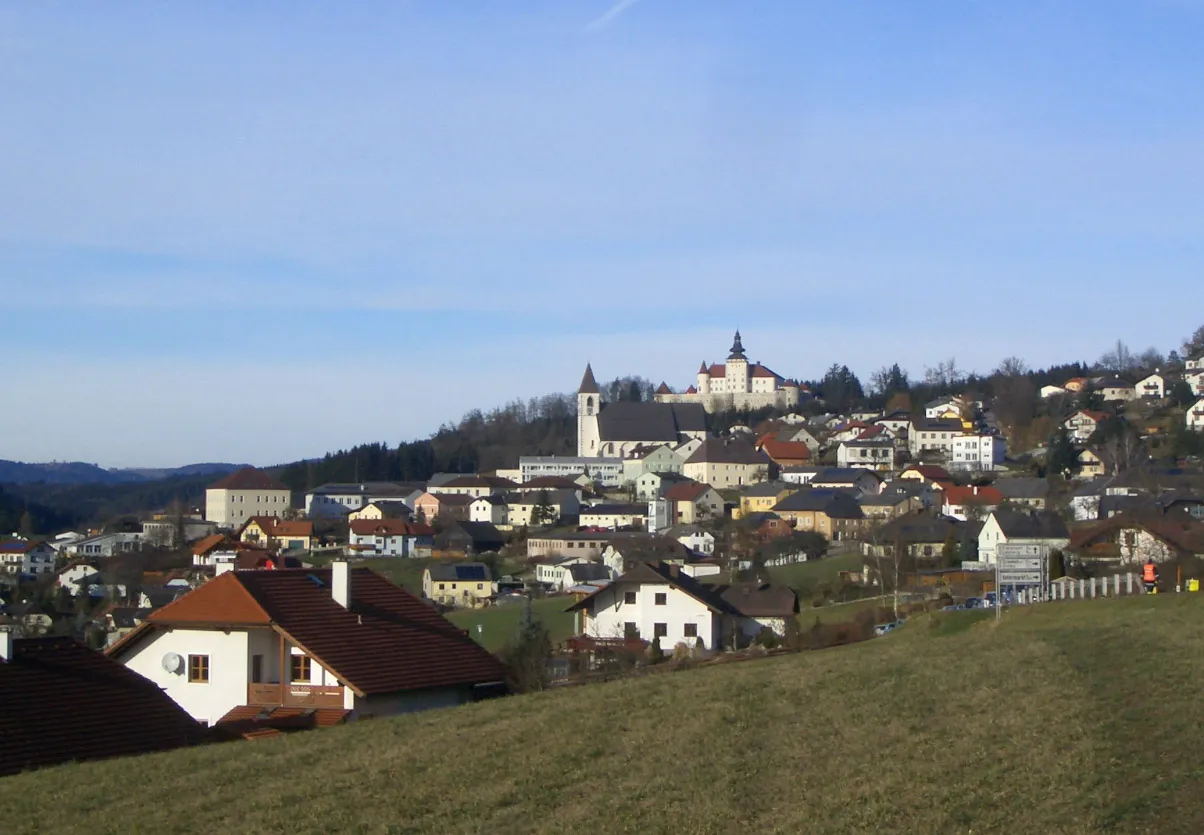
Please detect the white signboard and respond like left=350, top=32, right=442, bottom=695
left=995, top=544, right=1050, bottom=617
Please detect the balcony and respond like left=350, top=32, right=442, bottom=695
left=247, top=682, right=344, bottom=709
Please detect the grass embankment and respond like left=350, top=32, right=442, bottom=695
left=7, top=596, right=1204, bottom=833
left=448, top=597, right=577, bottom=652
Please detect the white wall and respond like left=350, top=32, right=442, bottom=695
left=123, top=628, right=251, bottom=725
left=583, top=583, right=719, bottom=649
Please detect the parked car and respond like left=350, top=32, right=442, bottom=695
left=963, top=597, right=982, bottom=609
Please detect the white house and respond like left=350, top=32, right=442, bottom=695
left=56, top=562, right=104, bottom=596
left=908, top=419, right=964, bottom=459
left=1135, top=372, right=1166, bottom=400
left=566, top=562, right=797, bottom=650
left=978, top=510, right=1070, bottom=565
left=579, top=503, right=647, bottom=530
left=1098, top=377, right=1136, bottom=402
left=347, top=519, right=433, bottom=558
left=836, top=439, right=894, bottom=472
left=1185, top=370, right=1204, bottom=397
left=1188, top=354, right=1204, bottom=372
left=65, top=532, right=144, bottom=559
left=519, top=455, right=624, bottom=488
left=668, top=524, right=716, bottom=555
left=107, top=564, right=508, bottom=728
left=1188, top=399, right=1204, bottom=432
left=468, top=496, right=508, bottom=526
left=205, top=468, right=292, bottom=529
left=620, top=444, right=685, bottom=486
left=949, top=434, right=1005, bottom=472
left=1063, top=410, right=1109, bottom=444
left=534, top=556, right=612, bottom=592
left=1040, top=385, right=1067, bottom=399
left=305, top=482, right=414, bottom=518
left=0, top=539, right=57, bottom=577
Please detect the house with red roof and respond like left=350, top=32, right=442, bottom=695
left=204, top=467, right=292, bottom=529
left=347, top=519, right=434, bottom=557
left=662, top=481, right=724, bottom=525
left=107, top=563, right=508, bottom=731
left=941, top=485, right=1004, bottom=521
left=1063, top=410, right=1111, bottom=443
left=239, top=516, right=315, bottom=551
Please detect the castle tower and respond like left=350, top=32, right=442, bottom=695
left=726, top=330, right=749, bottom=393
left=577, top=363, right=601, bottom=457
left=697, top=361, right=711, bottom=395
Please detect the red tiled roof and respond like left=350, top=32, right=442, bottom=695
left=685, top=385, right=698, bottom=394
left=664, top=482, right=711, bottom=502
left=656, top=382, right=672, bottom=395
left=1072, top=410, right=1109, bottom=423
left=755, top=438, right=812, bottom=464
left=903, top=465, right=952, bottom=481
left=191, top=533, right=231, bottom=556
left=708, top=364, right=726, bottom=378
left=113, top=568, right=508, bottom=697
left=349, top=519, right=433, bottom=537
left=942, top=485, right=1003, bottom=506
left=208, top=467, right=289, bottom=491
left=0, top=637, right=209, bottom=777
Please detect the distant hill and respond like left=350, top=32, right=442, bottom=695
left=0, top=460, right=244, bottom=486
left=0, top=598, right=1198, bottom=832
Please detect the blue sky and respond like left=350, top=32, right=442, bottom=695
left=2, top=1, right=1202, bottom=466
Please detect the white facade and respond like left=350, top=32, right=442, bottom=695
left=65, top=532, right=143, bottom=558
left=1063, top=411, right=1104, bottom=444
left=1188, top=399, right=1204, bottom=432
left=305, top=484, right=410, bottom=518
left=949, top=435, right=1004, bottom=472
left=519, top=456, right=623, bottom=488
left=206, top=487, right=291, bottom=529
left=672, top=528, right=715, bottom=555
left=1135, top=373, right=1165, bottom=399
left=654, top=332, right=800, bottom=414
left=469, top=497, right=508, bottom=525
left=1187, top=371, right=1204, bottom=397
left=576, top=582, right=722, bottom=650
left=347, top=529, right=426, bottom=557
left=1040, top=385, right=1067, bottom=399
left=57, top=563, right=102, bottom=594
left=534, top=556, right=599, bottom=591
left=621, top=445, right=685, bottom=485
left=978, top=514, right=1070, bottom=565
left=836, top=440, right=893, bottom=472
left=908, top=422, right=963, bottom=458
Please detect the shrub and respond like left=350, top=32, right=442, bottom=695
left=647, top=636, right=665, bottom=664
left=755, top=628, right=780, bottom=649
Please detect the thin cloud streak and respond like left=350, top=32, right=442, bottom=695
left=585, top=0, right=643, bottom=31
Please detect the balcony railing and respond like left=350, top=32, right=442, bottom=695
left=247, top=682, right=344, bottom=708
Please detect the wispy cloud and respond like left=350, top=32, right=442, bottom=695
left=585, top=0, right=643, bottom=31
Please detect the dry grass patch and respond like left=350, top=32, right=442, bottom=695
left=3, top=597, right=1204, bottom=833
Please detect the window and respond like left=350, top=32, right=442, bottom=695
left=251, top=654, right=263, bottom=683
left=654, top=623, right=667, bottom=638
left=290, top=654, right=312, bottom=683
left=439, top=583, right=445, bottom=590
left=684, top=623, right=698, bottom=638
left=624, top=591, right=637, bottom=604
left=654, top=593, right=667, bottom=606
left=188, top=654, right=209, bottom=683
left=624, top=622, right=639, bottom=638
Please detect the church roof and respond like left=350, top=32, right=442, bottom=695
left=699, top=361, right=709, bottom=374
left=728, top=330, right=747, bottom=360
left=579, top=364, right=600, bottom=395
left=597, top=402, right=707, bottom=444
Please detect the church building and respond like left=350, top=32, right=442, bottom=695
left=577, top=365, right=708, bottom=459
left=653, top=331, right=801, bottom=413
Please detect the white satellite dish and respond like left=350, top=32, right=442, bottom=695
left=161, top=652, right=183, bottom=674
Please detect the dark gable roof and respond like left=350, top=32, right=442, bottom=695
left=714, top=583, right=799, bottom=618
left=209, top=467, right=289, bottom=491
left=308, top=482, right=413, bottom=497
left=875, top=512, right=962, bottom=545
left=566, top=563, right=612, bottom=583
left=772, top=489, right=865, bottom=519
left=426, top=562, right=492, bottom=582
left=566, top=562, right=739, bottom=615
left=0, top=637, right=209, bottom=777
left=994, top=477, right=1051, bottom=500
left=911, top=418, right=963, bottom=432
left=597, top=402, right=707, bottom=443
left=990, top=509, right=1069, bottom=539
left=812, top=468, right=881, bottom=485
left=579, top=363, right=600, bottom=395
left=439, top=521, right=506, bottom=548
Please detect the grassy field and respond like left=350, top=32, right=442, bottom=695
left=448, top=596, right=578, bottom=652
left=6, top=596, right=1204, bottom=833
left=765, top=549, right=864, bottom=589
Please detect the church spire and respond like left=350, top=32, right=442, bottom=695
left=579, top=363, right=600, bottom=394
left=728, top=329, right=746, bottom=360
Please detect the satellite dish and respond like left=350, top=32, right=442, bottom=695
left=161, top=652, right=183, bottom=674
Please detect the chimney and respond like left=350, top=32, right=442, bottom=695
left=332, top=560, right=350, bottom=609
left=0, top=627, right=12, bottom=663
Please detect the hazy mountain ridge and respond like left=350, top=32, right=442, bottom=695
left=0, top=460, right=245, bottom=486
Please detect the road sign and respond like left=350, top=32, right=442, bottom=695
left=998, top=570, right=1043, bottom=584
left=1000, top=557, right=1043, bottom=571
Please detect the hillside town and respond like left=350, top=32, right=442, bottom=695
left=3, top=330, right=1204, bottom=774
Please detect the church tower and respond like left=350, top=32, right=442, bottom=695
left=726, top=330, right=750, bottom=393
left=577, top=363, right=601, bottom=458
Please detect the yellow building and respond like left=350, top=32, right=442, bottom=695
left=239, top=517, right=314, bottom=552
left=422, top=562, right=493, bottom=608
left=735, top=483, right=795, bottom=520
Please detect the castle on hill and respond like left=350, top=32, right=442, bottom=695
left=653, top=331, right=801, bottom=414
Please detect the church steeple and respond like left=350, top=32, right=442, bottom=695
left=728, top=330, right=746, bottom=360
left=579, top=363, right=600, bottom=394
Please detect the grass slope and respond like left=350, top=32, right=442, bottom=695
left=448, top=597, right=577, bottom=651
left=6, top=596, right=1204, bottom=834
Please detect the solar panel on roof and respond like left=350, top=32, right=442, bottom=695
left=455, top=565, right=487, bottom=581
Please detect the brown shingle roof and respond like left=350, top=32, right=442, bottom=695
left=208, top=467, right=289, bottom=491
left=191, top=533, right=232, bottom=556
left=685, top=436, right=770, bottom=466
left=0, top=637, right=209, bottom=777
left=348, top=519, right=434, bottom=537
left=113, top=568, right=508, bottom=697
